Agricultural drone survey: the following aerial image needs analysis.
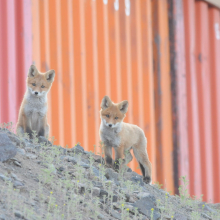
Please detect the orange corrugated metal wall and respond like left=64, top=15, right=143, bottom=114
left=182, top=0, right=220, bottom=202
left=0, top=0, right=220, bottom=202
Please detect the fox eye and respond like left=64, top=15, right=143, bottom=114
left=106, top=114, right=110, bottom=118
left=115, top=117, right=118, bottom=120
left=41, top=85, right=45, bottom=88
left=32, top=83, right=36, bottom=86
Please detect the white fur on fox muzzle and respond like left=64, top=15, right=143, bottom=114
left=28, top=87, right=46, bottom=97
left=102, top=119, right=121, bottom=129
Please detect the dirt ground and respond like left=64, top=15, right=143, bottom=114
left=0, top=128, right=220, bottom=220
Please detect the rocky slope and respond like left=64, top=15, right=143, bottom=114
left=0, top=127, right=219, bottom=220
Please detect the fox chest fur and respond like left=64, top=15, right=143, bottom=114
left=24, top=96, right=47, bottom=130
left=100, top=121, right=121, bottom=148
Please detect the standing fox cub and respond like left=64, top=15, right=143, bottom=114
left=16, top=65, right=55, bottom=138
left=99, top=96, right=152, bottom=184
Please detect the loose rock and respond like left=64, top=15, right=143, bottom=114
left=0, top=173, right=11, bottom=182
left=0, top=133, right=17, bottom=162
left=92, top=187, right=101, bottom=197
left=133, top=195, right=161, bottom=220
left=0, top=214, right=6, bottom=220
left=14, top=210, right=24, bottom=219
left=38, top=136, right=52, bottom=146
left=13, top=180, right=24, bottom=187
left=71, top=144, right=84, bottom=154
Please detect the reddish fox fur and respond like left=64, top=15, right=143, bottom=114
left=16, top=65, right=55, bottom=138
left=99, top=96, right=152, bottom=184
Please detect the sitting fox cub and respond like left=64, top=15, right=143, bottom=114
left=99, top=96, right=152, bottom=184
left=16, top=65, right=55, bottom=138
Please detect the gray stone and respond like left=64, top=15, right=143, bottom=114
left=62, top=155, right=90, bottom=169
left=199, top=202, right=218, bottom=215
left=71, top=144, right=84, bottom=154
left=125, top=193, right=130, bottom=202
left=100, top=189, right=108, bottom=197
left=112, top=195, right=118, bottom=202
left=136, top=192, right=150, bottom=199
left=13, top=180, right=24, bottom=187
left=48, top=164, right=57, bottom=175
left=129, top=196, right=136, bottom=203
left=77, top=183, right=86, bottom=194
left=14, top=210, right=24, bottom=219
left=38, top=136, right=52, bottom=146
left=173, top=213, right=188, bottom=220
left=80, top=164, right=90, bottom=169
left=131, top=175, right=144, bottom=186
left=201, top=213, right=211, bottom=219
left=58, top=166, right=65, bottom=172
left=7, top=134, right=24, bottom=146
left=11, top=173, right=19, bottom=180
left=105, top=168, right=119, bottom=182
left=13, top=160, right=21, bottom=167
left=83, top=150, right=90, bottom=155
left=26, top=153, right=37, bottom=160
left=92, top=187, right=100, bottom=197
left=0, top=173, right=11, bottom=182
left=0, top=214, right=6, bottom=220
left=17, top=148, right=26, bottom=155
left=92, top=155, right=103, bottom=163
left=93, top=181, right=103, bottom=188
left=110, top=209, right=121, bottom=220
left=133, top=196, right=160, bottom=220
left=105, top=180, right=114, bottom=186
left=0, top=133, right=17, bottom=162
left=97, top=213, right=105, bottom=220
left=209, top=203, right=220, bottom=210
left=92, top=167, right=107, bottom=181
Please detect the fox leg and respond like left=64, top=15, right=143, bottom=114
left=16, top=125, right=24, bottom=136
left=104, top=145, right=113, bottom=167
left=37, top=116, right=48, bottom=137
left=114, top=146, right=124, bottom=171
left=115, top=149, right=133, bottom=171
left=16, top=115, right=25, bottom=136
left=45, top=124, right=50, bottom=138
left=124, top=149, right=133, bottom=164
left=133, top=146, right=152, bottom=184
left=38, top=127, right=45, bottom=137
left=23, top=116, right=33, bottom=139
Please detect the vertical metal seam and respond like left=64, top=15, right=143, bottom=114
left=67, top=0, right=76, bottom=147
left=56, top=0, right=64, bottom=146
left=125, top=5, right=133, bottom=124
left=92, top=0, right=100, bottom=147
left=44, top=0, right=52, bottom=136
left=103, top=4, right=111, bottom=96
left=115, top=7, right=122, bottom=102
left=7, top=0, right=17, bottom=123
left=136, top=0, right=144, bottom=129
left=79, top=0, right=88, bottom=150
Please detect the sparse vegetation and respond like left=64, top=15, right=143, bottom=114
left=0, top=122, right=220, bottom=220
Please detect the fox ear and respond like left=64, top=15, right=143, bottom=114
left=101, top=96, right=112, bottom=109
left=45, top=70, right=55, bottom=82
left=28, top=65, right=38, bottom=77
left=119, top=100, right=128, bottom=114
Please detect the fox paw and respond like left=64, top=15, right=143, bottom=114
left=143, top=176, right=151, bottom=184
left=105, top=156, right=113, bottom=168
left=105, top=163, right=113, bottom=168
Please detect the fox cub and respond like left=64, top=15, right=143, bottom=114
left=99, top=96, right=152, bottom=184
left=16, top=65, right=55, bottom=138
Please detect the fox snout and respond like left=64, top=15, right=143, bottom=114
left=28, top=87, right=44, bottom=97
left=102, top=119, right=120, bottom=129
